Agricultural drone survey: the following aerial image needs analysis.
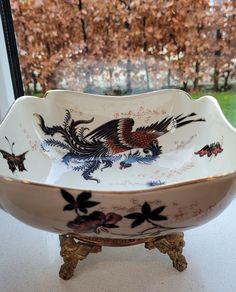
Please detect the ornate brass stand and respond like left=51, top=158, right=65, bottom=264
left=59, top=232, right=187, bottom=280
left=145, top=233, right=187, bottom=272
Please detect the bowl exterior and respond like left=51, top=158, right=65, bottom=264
left=0, top=174, right=235, bottom=240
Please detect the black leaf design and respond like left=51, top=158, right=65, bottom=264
left=61, top=189, right=75, bottom=204
left=125, top=212, right=143, bottom=219
left=131, top=217, right=145, bottom=228
left=77, top=191, right=91, bottom=203
left=63, top=204, right=75, bottom=211
left=142, top=201, right=151, bottom=216
left=61, top=189, right=100, bottom=215
left=78, top=206, right=89, bottom=214
left=150, top=206, right=168, bottom=221
left=125, top=202, right=168, bottom=228
left=152, top=215, right=168, bottom=221
left=83, top=201, right=100, bottom=208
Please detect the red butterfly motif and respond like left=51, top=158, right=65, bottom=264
left=194, top=142, right=223, bottom=157
left=0, top=137, right=28, bottom=173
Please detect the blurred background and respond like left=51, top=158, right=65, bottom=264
left=10, top=0, right=236, bottom=125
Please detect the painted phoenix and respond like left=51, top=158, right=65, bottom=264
left=35, top=110, right=205, bottom=183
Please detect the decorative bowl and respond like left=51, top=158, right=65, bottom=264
left=0, top=89, right=236, bottom=241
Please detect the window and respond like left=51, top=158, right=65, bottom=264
left=0, top=0, right=24, bottom=98
left=1, top=0, right=236, bottom=125
left=0, top=0, right=23, bottom=120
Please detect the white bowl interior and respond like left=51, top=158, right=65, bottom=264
left=0, top=90, right=235, bottom=191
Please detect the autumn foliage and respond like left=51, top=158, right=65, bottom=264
left=11, top=0, right=236, bottom=94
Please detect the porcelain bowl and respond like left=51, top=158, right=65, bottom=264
left=0, top=89, right=236, bottom=240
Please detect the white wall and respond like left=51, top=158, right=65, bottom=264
left=0, top=14, right=15, bottom=122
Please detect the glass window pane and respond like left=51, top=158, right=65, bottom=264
left=10, top=0, right=236, bottom=125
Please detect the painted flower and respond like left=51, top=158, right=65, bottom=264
left=61, top=189, right=100, bottom=214
left=67, top=211, right=122, bottom=233
left=125, top=202, right=168, bottom=228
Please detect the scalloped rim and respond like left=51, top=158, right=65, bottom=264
left=0, top=88, right=236, bottom=195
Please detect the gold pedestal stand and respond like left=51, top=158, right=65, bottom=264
left=59, top=232, right=187, bottom=280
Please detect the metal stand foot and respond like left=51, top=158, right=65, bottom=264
left=59, top=234, right=102, bottom=280
left=145, top=232, right=187, bottom=272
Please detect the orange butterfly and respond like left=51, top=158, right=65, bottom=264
left=0, top=137, right=28, bottom=173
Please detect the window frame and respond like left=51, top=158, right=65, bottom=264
left=0, top=0, right=24, bottom=100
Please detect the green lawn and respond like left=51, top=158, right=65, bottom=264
left=190, top=90, right=236, bottom=128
